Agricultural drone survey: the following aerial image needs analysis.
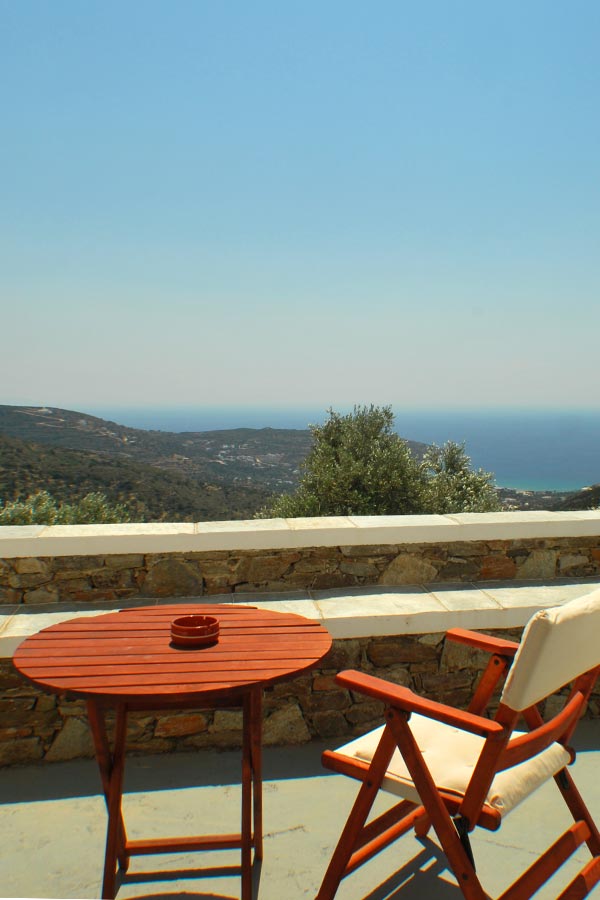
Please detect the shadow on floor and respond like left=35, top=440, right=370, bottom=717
left=107, top=857, right=263, bottom=900
left=0, top=738, right=339, bottom=804
left=2, top=721, right=599, bottom=806
left=350, top=838, right=491, bottom=900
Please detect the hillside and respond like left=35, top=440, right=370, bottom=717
left=551, top=484, right=600, bottom=512
left=497, top=486, right=574, bottom=511
left=0, top=434, right=271, bottom=521
left=0, top=404, right=429, bottom=491
left=0, top=405, right=314, bottom=492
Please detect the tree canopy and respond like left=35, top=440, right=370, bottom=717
left=259, top=405, right=500, bottom=518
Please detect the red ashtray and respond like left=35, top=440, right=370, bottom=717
left=171, top=614, right=220, bottom=647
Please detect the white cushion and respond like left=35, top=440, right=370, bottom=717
left=501, top=588, right=600, bottom=712
left=335, top=717, right=570, bottom=818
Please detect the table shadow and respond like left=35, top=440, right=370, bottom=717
left=0, top=738, right=339, bottom=803
left=115, top=857, right=262, bottom=900
left=119, top=893, right=235, bottom=900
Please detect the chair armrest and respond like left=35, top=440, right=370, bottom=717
left=445, top=627, right=520, bottom=657
left=336, top=670, right=506, bottom=739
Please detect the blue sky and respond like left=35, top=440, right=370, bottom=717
left=2, top=1, right=599, bottom=411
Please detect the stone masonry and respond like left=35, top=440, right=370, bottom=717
left=2, top=536, right=600, bottom=605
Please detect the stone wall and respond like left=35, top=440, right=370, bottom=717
left=3, top=628, right=599, bottom=767
left=3, top=536, right=600, bottom=605
left=3, top=515, right=600, bottom=766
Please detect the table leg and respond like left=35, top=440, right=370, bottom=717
left=240, top=688, right=264, bottom=900
left=250, top=688, right=263, bottom=860
left=88, top=692, right=264, bottom=900
left=241, top=693, right=253, bottom=900
left=87, top=701, right=129, bottom=899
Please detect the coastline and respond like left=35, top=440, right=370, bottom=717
left=84, top=405, right=600, bottom=495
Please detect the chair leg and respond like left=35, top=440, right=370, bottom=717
left=316, top=725, right=399, bottom=900
left=555, top=767, right=600, bottom=856
left=420, top=802, right=486, bottom=900
left=387, top=710, right=488, bottom=900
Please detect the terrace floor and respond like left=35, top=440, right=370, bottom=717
left=2, top=722, right=600, bottom=900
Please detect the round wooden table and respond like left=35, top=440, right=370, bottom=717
left=13, top=603, right=332, bottom=900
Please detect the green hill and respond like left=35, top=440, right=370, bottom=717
left=0, top=404, right=313, bottom=491
left=0, top=433, right=271, bottom=521
left=551, top=484, right=600, bottom=512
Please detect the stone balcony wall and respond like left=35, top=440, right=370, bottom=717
left=2, top=512, right=600, bottom=766
left=2, top=512, right=600, bottom=605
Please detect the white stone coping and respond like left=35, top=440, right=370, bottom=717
left=1, top=511, right=600, bottom=558
left=3, top=578, right=600, bottom=659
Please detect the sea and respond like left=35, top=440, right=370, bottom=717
left=86, top=406, right=600, bottom=494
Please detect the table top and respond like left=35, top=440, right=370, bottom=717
left=13, top=604, right=332, bottom=707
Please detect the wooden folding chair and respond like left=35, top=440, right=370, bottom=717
left=316, top=588, right=600, bottom=900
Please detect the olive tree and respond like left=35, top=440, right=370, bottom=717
left=259, top=405, right=500, bottom=518
left=420, top=441, right=500, bottom=513
left=259, top=405, right=424, bottom=517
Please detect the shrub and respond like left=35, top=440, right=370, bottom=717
left=0, top=490, right=131, bottom=525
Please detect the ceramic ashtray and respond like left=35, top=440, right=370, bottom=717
left=170, top=614, right=220, bottom=647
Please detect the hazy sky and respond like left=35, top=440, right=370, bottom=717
left=2, top=1, right=599, bottom=411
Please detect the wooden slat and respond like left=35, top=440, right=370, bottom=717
left=555, top=854, right=600, bottom=900
left=26, top=620, right=325, bottom=633
left=16, top=651, right=328, bottom=666
left=47, top=613, right=318, bottom=634
left=498, top=822, right=590, bottom=900
left=17, top=633, right=330, bottom=649
left=17, top=648, right=326, bottom=665
left=31, top=623, right=323, bottom=636
left=24, top=637, right=331, bottom=650
left=126, top=834, right=244, bottom=855
left=21, top=658, right=321, bottom=677
left=33, top=665, right=309, bottom=687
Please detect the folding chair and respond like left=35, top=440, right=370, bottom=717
left=316, top=588, right=600, bottom=900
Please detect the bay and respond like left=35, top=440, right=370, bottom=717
left=87, top=405, right=600, bottom=493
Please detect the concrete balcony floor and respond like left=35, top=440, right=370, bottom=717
left=2, top=722, right=600, bottom=900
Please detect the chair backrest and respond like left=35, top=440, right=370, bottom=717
left=500, top=587, right=600, bottom=713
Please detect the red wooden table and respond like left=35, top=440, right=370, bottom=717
left=13, top=603, right=332, bottom=900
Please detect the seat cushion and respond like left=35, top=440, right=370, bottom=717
left=335, top=716, right=570, bottom=818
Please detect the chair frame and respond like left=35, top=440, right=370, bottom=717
left=316, top=627, right=600, bottom=900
